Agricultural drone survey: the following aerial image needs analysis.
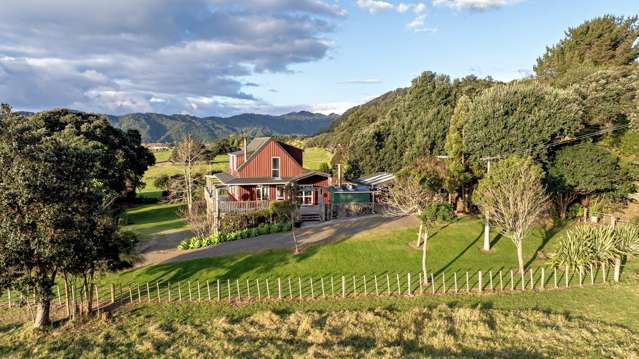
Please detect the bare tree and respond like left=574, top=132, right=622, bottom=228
left=383, top=159, right=449, bottom=284
left=473, top=156, right=548, bottom=273
left=172, top=135, right=207, bottom=216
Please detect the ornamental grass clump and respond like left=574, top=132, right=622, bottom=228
left=550, top=224, right=639, bottom=269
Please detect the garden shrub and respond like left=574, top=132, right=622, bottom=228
left=177, top=222, right=292, bottom=250
left=219, top=209, right=272, bottom=233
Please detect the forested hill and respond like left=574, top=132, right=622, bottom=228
left=310, top=73, right=496, bottom=172
left=107, top=111, right=338, bottom=143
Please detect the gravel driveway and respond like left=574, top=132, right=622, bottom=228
left=137, top=215, right=418, bottom=267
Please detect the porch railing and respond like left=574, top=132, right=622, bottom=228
left=218, top=200, right=271, bottom=214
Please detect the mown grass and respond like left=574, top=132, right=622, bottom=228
left=121, top=203, right=187, bottom=240
left=303, top=147, right=332, bottom=170
left=2, top=281, right=639, bottom=357
left=111, top=217, right=568, bottom=284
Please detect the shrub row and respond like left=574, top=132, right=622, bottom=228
left=219, top=201, right=295, bottom=233
left=178, top=222, right=292, bottom=250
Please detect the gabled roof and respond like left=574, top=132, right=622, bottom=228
left=235, top=137, right=303, bottom=172
left=207, top=169, right=330, bottom=186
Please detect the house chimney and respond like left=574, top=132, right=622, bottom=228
left=243, top=137, right=247, bottom=164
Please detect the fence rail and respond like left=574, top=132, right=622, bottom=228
left=218, top=200, right=271, bottom=214
left=0, top=264, right=621, bottom=310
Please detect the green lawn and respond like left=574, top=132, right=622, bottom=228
left=121, top=203, right=187, bottom=240
left=111, top=217, right=571, bottom=284
left=151, top=149, right=172, bottom=163
left=303, top=147, right=332, bottom=170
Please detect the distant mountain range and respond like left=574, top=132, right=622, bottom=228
left=106, top=111, right=339, bottom=143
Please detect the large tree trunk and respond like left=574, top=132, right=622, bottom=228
left=422, top=227, right=429, bottom=285
left=516, top=241, right=525, bottom=274
left=34, top=296, right=51, bottom=329
left=417, top=222, right=424, bottom=246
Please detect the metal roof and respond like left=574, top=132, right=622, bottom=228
left=355, top=172, right=395, bottom=187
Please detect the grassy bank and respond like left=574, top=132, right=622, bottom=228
left=2, top=279, right=638, bottom=357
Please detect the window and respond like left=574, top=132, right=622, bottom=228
left=271, top=157, right=280, bottom=178
left=297, top=185, right=314, bottom=206
left=276, top=185, right=285, bottom=200
left=256, top=185, right=268, bottom=201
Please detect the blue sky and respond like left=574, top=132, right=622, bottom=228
left=0, top=0, right=637, bottom=116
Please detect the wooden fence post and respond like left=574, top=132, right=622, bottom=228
left=298, top=277, right=302, bottom=299
left=565, top=265, right=569, bottom=288
left=602, top=263, right=607, bottom=283
left=395, top=274, right=400, bottom=296
left=454, top=272, right=458, bottom=294
left=246, top=280, right=251, bottom=300
left=520, top=271, right=525, bottom=291
left=310, top=278, right=314, bottom=299
left=418, top=273, right=423, bottom=294
left=256, top=279, right=261, bottom=300
left=386, top=274, right=390, bottom=296
left=510, top=270, right=514, bottom=291
left=554, top=268, right=558, bottom=289
left=110, top=284, right=115, bottom=304
left=137, top=283, right=142, bottom=303
left=442, top=272, right=446, bottom=294
left=499, top=271, right=503, bottom=291
left=478, top=271, right=482, bottom=293
left=364, top=275, right=367, bottom=296
left=207, top=281, right=211, bottom=301
left=342, top=276, right=346, bottom=298
left=540, top=268, right=545, bottom=291
left=266, top=279, right=270, bottom=299
left=353, top=276, right=357, bottom=297
left=431, top=273, right=435, bottom=295
left=375, top=275, right=379, bottom=296
left=7, top=290, right=11, bottom=308
left=321, top=277, right=325, bottom=298
left=227, top=279, right=231, bottom=303
left=589, top=264, right=594, bottom=285
left=147, top=282, right=151, bottom=303
left=578, top=266, right=583, bottom=287
left=489, top=271, right=493, bottom=292
left=129, top=287, right=133, bottom=304
left=237, top=280, right=241, bottom=301
left=529, top=269, right=534, bottom=290
left=406, top=273, right=410, bottom=296
left=466, top=272, right=470, bottom=293
left=178, top=282, right=182, bottom=302
left=217, top=280, right=220, bottom=301
left=278, top=278, right=282, bottom=300
left=168, top=282, right=171, bottom=302
left=158, top=282, right=162, bottom=303
left=330, top=277, right=334, bottom=297
left=289, top=278, right=293, bottom=299
left=188, top=282, right=192, bottom=302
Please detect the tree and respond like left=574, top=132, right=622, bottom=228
left=172, top=135, right=206, bottom=216
left=535, top=15, right=639, bottom=86
left=383, top=158, right=450, bottom=283
left=445, top=95, right=474, bottom=212
left=0, top=110, right=151, bottom=328
left=461, top=82, right=583, bottom=164
left=473, top=156, right=548, bottom=273
left=547, top=143, right=625, bottom=219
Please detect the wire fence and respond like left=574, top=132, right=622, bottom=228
left=0, top=263, right=622, bottom=311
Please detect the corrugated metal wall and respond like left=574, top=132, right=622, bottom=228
left=237, top=140, right=304, bottom=178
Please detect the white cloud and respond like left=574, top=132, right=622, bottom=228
left=0, top=0, right=347, bottom=115
left=432, top=0, right=521, bottom=11
left=397, top=3, right=411, bottom=13
left=356, top=0, right=394, bottom=13
left=407, top=14, right=436, bottom=33
left=414, top=3, right=427, bottom=13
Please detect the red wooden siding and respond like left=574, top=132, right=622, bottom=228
left=237, top=140, right=304, bottom=178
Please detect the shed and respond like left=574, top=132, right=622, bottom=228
left=328, top=185, right=372, bottom=204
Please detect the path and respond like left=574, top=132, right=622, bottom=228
left=137, top=215, right=418, bottom=267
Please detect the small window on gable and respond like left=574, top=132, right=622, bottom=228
left=272, top=157, right=280, bottom=178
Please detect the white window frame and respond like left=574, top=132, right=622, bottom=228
left=297, top=185, right=314, bottom=206
left=271, top=156, right=281, bottom=178
left=276, top=185, right=285, bottom=200
left=256, top=185, right=268, bottom=201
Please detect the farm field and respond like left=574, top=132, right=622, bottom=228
left=112, top=217, right=575, bottom=285
left=302, top=147, right=332, bottom=170
left=1, top=278, right=638, bottom=357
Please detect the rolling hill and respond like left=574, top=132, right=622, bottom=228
left=107, top=111, right=338, bottom=143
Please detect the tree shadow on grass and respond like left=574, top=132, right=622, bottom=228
left=434, top=232, right=482, bottom=276
left=524, top=224, right=566, bottom=269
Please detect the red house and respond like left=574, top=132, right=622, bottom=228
left=205, top=137, right=332, bottom=211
